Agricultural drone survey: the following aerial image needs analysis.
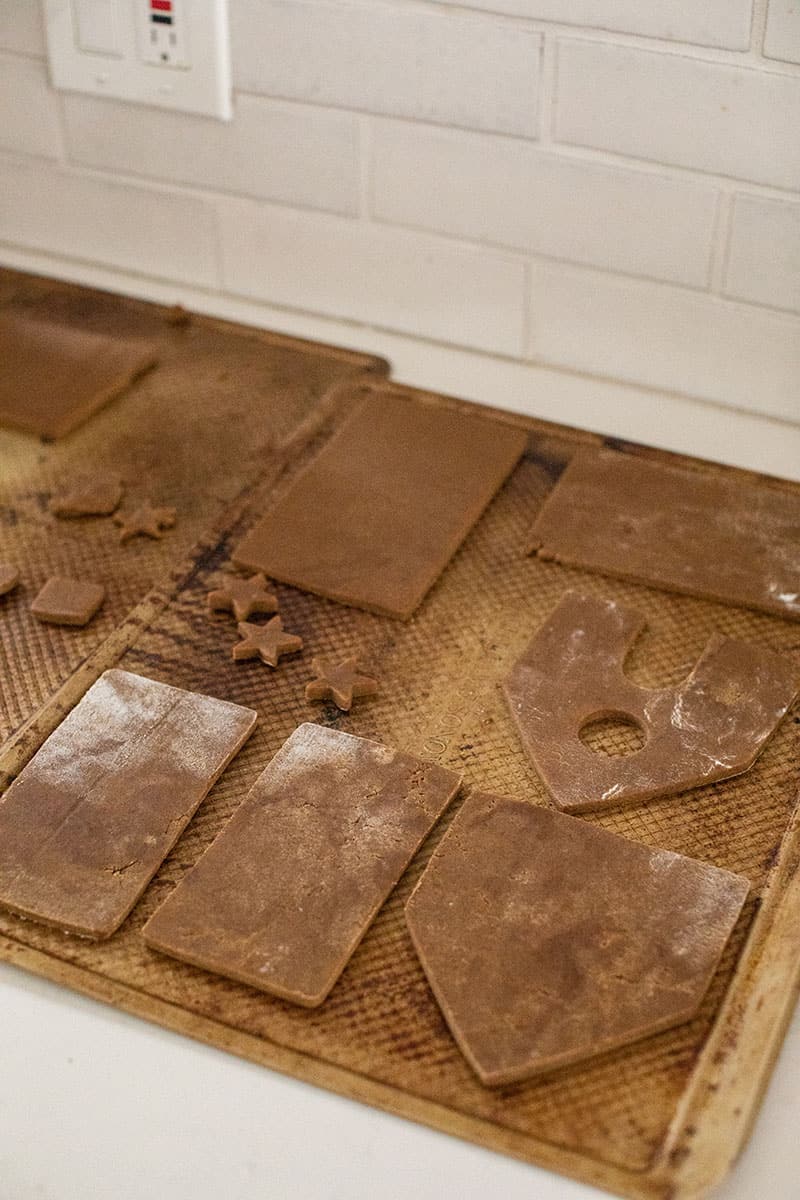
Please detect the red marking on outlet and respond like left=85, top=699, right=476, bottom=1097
left=151, top=0, right=172, bottom=11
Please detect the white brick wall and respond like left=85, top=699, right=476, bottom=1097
left=430, top=0, right=754, bottom=50
left=764, top=0, right=800, bottom=64
left=0, top=0, right=799, bottom=427
left=555, top=40, right=800, bottom=192
left=220, top=196, right=527, bottom=355
left=63, top=92, right=360, bottom=215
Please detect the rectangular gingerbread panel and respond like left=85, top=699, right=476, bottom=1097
left=232, top=384, right=528, bottom=618
left=528, top=447, right=800, bottom=620
left=0, top=311, right=156, bottom=439
left=0, top=670, right=257, bottom=938
left=145, top=723, right=461, bottom=1006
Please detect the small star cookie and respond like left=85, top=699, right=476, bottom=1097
left=208, top=573, right=279, bottom=622
left=115, top=502, right=176, bottom=543
left=232, top=616, right=303, bottom=668
left=305, top=657, right=379, bottom=712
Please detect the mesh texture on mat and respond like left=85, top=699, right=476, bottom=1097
left=0, top=370, right=797, bottom=1177
left=0, top=270, right=385, bottom=746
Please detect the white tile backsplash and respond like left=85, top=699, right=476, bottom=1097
left=229, top=0, right=541, bottom=137
left=0, top=52, right=62, bottom=159
left=725, top=194, right=800, bottom=313
left=220, top=196, right=527, bottom=355
left=764, top=0, right=800, bottom=64
left=63, top=92, right=360, bottom=215
left=555, top=40, right=800, bottom=192
left=0, top=154, right=219, bottom=288
left=372, top=120, right=718, bottom=287
left=429, top=0, right=754, bottom=50
left=528, top=261, right=800, bottom=423
left=0, top=0, right=799, bottom=428
left=0, top=0, right=46, bottom=56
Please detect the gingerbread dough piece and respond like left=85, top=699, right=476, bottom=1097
left=0, top=312, right=156, bottom=439
left=49, top=472, right=124, bottom=517
left=144, top=723, right=461, bottom=1006
left=305, top=657, right=379, bottom=711
left=0, top=670, right=257, bottom=939
left=30, top=576, right=105, bottom=626
left=0, top=565, right=19, bottom=597
left=528, top=448, right=800, bottom=621
left=232, top=616, right=303, bottom=667
left=115, top=502, right=176, bottom=543
left=232, top=388, right=527, bottom=619
left=208, top=573, right=279, bottom=622
left=503, top=592, right=799, bottom=813
left=406, top=793, right=749, bottom=1086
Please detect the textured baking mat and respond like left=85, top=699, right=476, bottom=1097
left=1, top=346, right=800, bottom=1198
left=0, top=268, right=386, bottom=748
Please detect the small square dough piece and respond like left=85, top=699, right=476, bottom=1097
left=0, top=670, right=258, bottom=939
left=232, top=386, right=528, bottom=619
left=49, top=471, right=124, bottom=517
left=144, top=723, right=461, bottom=1006
left=406, top=794, right=750, bottom=1087
left=0, top=312, right=156, bottom=439
left=31, top=576, right=106, bottom=626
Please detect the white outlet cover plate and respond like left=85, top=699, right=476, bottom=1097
left=44, top=0, right=232, bottom=120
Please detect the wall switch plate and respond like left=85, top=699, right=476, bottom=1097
left=45, top=0, right=232, bottom=119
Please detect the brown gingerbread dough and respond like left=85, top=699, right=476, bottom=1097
left=406, top=792, right=749, bottom=1086
left=231, top=616, right=303, bottom=667
left=305, top=657, right=379, bottom=711
left=0, top=670, right=257, bottom=939
left=0, top=312, right=156, bottom=439
left=0, top=565, right=19, bottom=597
left=49, top=471, right=124, bottom=517
left=30, top=576, right=106, bottom=626
left=528, top=448, right=800, bottom=621
left=144, top=723, right=461, bottom=1006
left=232, top=385, right=527, bottom=619
left=503, top=592, right=799, bottom=813
left=207, top=573, right=278, bottom=622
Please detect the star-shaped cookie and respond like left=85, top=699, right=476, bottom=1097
left=305, top=657, right=379, bottom=712
left=232, top=617, right=303, bottom=668
left=115, top=502, right=177, bottom=543
left=208, top=573, right=279, bottom=622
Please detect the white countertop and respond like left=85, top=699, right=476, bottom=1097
left=1, top=273, right=798, bottom=1200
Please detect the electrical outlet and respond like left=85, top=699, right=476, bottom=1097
left=45, top=0, right=232, bottom=119
left=140, top=0, right=188, bottom=69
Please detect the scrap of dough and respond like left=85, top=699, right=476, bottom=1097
left=406, top=792, right=749, bottom=1086
left=30, top=576, right=105, bottom=627
left=0, top=669, right=257, bottom=938
left=144, top=723, right=461, bottom=1006
left=0, top=565, right=19, bottom=597
left=231, top=616, right=303, bottom=667
left=49, top=472, right=124, bottom=518
left=527, top=447, right=800, bottom=621
left=208, top=573, right=279, bottom=622
left=115, top=502, right=177, bottom=543
left=305, top=656, right=379, bottom=712
left=232, top=384, right=528, bottom=619
left=503, top=591, right=799, bottom=813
